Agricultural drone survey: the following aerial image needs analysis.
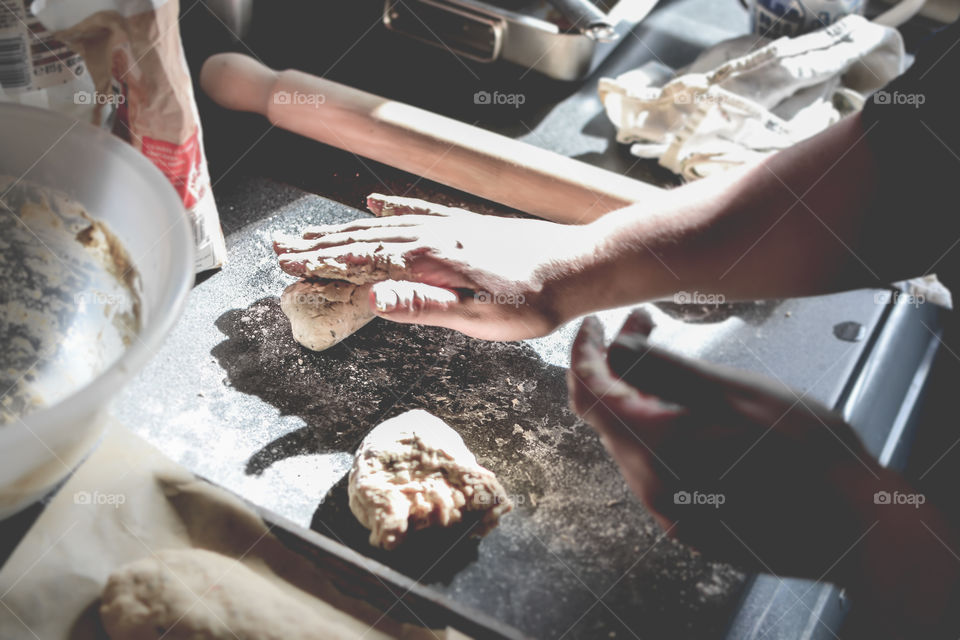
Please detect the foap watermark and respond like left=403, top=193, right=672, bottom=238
left=673, top=291, right=725, bottom=305
left=74, top=291, right=129, bottom=307
left=286, top=292, right=330, bottom=306
left=73, top=90, right=125, bottom=106
left=475, top=492, right=523, bottom=506
left=874, top=490, right=925, bottom=508
left=873, top=90, right=925, bottom=108
left=674, top=490, right=726, bottom=508
left=473, top=90, right=526, bottom=108
left=874, top=290, right=925, bottom=308
left=474, top=290, right=526, bottom=307
left=673, top=92, right=729, bottom=107
left=274, top=90, right=326, bottom=108
left=74, top=490, right=126, bottom=508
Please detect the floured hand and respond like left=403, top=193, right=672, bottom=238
left=274, top=194, right=592, bottom=341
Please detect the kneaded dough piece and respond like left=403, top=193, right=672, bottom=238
left=100, top=549, right=367, bottom=640
left=348, top=410, right=512, bottom=550
left=280, top=278, right=374, bottom=351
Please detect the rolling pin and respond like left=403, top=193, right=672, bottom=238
left=199, top=53, right=661, bottom=224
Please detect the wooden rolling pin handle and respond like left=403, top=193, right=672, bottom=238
left=200, top=53, right=661, bottom=224
left=199, top=53, right=279, bottom=116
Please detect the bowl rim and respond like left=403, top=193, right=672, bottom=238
left=1, top=103, right=196, bottom=438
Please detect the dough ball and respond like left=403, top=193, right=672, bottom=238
left=280, top=278, right=374, bottom=351
left=348, top=410, right=512, bottom=550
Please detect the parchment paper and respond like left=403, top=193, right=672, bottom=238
left=0, top=423, right=462, bottom=639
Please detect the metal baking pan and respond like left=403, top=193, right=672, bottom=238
left=382, top=0, right=660, bottom=80
left=227, top=479, right=529, bottom=640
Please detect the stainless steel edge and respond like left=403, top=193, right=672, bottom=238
left=381, top=0, right=658, bottom=80
left=724, top=294, right=945, bottom=640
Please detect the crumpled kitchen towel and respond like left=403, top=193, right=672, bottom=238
left=599, top=15, right=905, bottom=180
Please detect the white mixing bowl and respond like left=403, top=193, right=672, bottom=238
left=0, top=104, right=194, bottom=517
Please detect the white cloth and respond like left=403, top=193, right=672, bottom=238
left=599, top=16, right=906, bottom=181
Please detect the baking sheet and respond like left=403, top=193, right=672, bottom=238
left=0, top=423, right=467, bottom=639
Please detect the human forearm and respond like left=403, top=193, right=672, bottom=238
left=552, top=113, right=903, bottom=321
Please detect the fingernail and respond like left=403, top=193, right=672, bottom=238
left=277, top=257, right=306, bottom=277
left=366, top=195, right=383, bottom=216
left=272, top=234, right=294, bottom=254
left=374, top=288, right=399, bottom=312
left=580, top=316, right=605, bottom=346
left=622, top=308, right=655, bottom=337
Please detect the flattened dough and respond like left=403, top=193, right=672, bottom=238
left=280, top=278, right=374, bottom=351
left=100, top=548, right=374, bottom=640
left=348, top=410, right=512, bottom=550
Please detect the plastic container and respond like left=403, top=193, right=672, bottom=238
left=0, top=104, right=194, bottom=517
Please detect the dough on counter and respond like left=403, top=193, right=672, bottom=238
left=348, top=410, right=512, bottom=550
left=100, top=548, right=372, bottom=640
left=280, top=278, right=374, bottom=351
left=274, top=193, right=446, bottom=350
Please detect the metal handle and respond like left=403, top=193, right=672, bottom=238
left=383, top=0, right=505, bottom=63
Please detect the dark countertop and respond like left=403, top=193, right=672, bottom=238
left=108, top=177, right=893, bottom=639
left=114, top=178, right=752, bottom=639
